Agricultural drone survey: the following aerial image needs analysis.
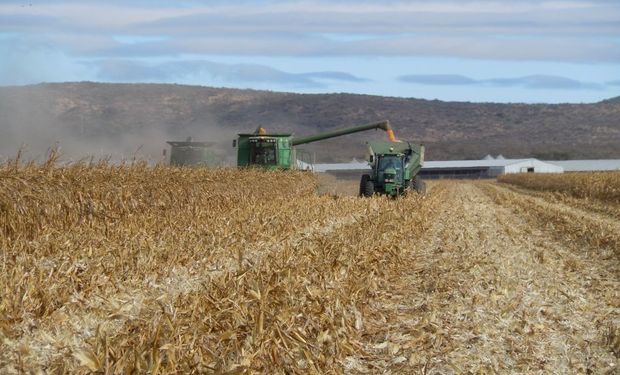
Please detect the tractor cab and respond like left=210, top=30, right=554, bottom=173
left=377, top=154, right=405, bottom=191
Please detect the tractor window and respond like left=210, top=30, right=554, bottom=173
left=378, top=156, right=404, bottom=182
left=250, top=140, right=277, bottom=165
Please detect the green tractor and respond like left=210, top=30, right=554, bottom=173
left=359, top=140, right=425, bottom=197
left=234, top=120, right=396, bottom=169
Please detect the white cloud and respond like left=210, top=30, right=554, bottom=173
left=399, top=73, right=605, bottom=90
left=1, top=1, right=618, bottom=63
left=2, top=1, right=619, bottom=35
left=0, top=0, right=618, bottom=102
left=92, top=59, right=369, bottom=88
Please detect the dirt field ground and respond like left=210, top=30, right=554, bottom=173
left=1, top=170, right=618, bottom=373
left=357, top=181, right=619, bottom=373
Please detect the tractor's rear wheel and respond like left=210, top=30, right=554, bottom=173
left=359, top=174, right=374, bottom=197
left=412, top=176, right=427, bottom=194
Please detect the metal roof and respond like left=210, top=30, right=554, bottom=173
left=309, top=158, right=620, bottom=173
left=423, top=159, right=544, bottom=169
left=312, top=159, right=368, bottom=172
left=311, top=158, right=566, bottom=172
left=547, top=160, right=620, bottom=171
left=237, top=133, right=292, bottom=137
left=166, top=141, right=214, bottom=147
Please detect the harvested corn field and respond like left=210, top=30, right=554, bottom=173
left=1, top=164, right=619, bottom=374
left=499, top=172, right=620, bottom=204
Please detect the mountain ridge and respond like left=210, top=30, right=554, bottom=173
left=1, top=82, right=619, bottom=162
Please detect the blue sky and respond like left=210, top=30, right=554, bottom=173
left=0, top=0, right=619, bottom=103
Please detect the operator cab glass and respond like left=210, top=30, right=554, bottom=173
left=378, top=155, right=404, bottom=183
left=249, top=138, right=277, bottom=165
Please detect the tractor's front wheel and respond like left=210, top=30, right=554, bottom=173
left=412, top=176, right=427, bottom=194
left=359, top=174, right=374, bottom=197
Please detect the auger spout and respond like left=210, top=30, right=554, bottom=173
left=291, top=120, right=394, bottom=146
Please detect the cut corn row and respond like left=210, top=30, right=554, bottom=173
left=498, top=172, right=620, bottom=204
left=0, top=162, right=441, bottom=373
left=58, top=190, right=442, bottom=373
left=3, top=163, right=617, bottom=373
left=482, top=182, right=620, bottom=257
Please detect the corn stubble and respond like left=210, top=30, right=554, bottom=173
left=3, top=164, right=618, bottom=373
left=499, top=171, right=620, bottom=204
left=498, top=172, right=620, bottom=254
left=0, top=162, right=437, bottom=373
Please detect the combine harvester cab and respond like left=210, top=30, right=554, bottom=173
left=360, top=140, right=425, bottom=197
left=234, top=127, right=294, bottom=170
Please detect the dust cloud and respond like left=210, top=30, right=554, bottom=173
left=0, top=86, right=238, bottom=166
left=1, top=125, right=237, bottom=166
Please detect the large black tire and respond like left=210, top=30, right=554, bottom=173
left=359, top=174, right=369, bottom=196
left=412, top=176, right=427, bottom=194
left=364, top=179, right=375, bottom=197
left=359, top=174, right=375, bottom=197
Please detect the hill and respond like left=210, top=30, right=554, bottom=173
left=1, top=82, right=619, bottom=163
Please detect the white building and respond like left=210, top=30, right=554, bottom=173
left=305, top=156, right=564, bottom=179
left=311, top=158, right=368, bottom=172
left=421, top=158, right=563, bottom=179
left=548, top=160, right=620, bottom=172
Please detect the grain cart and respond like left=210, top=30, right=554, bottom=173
left=359, top=140, right=425, bottom=197
left=234, top=120, right=396, bottom=170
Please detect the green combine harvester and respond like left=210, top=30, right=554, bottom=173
left=234, top=120, right=397, bottom=170
left=360, top=140, right=425, bottom=197
left=166, top=137, right=217, bottom=166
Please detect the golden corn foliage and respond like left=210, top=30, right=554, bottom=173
left=3, top=164, right=617, bottom=373
left=0, top=162, right=440, bottom=373
left=499, top=172, right=620, bottom=204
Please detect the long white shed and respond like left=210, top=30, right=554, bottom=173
left=502, top=159, right=564, bottom=174
left=306, top=157, right=564, bottom=179
left=548, top=160, right=620, bottom=172
left=421, top=158, right=563, bottom=178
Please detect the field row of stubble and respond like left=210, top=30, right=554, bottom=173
left=0, top=162, right=442, bottom=373
left=498, top=171, right=620, bottom=203
left=499, top=172, right=620, bottom=216
left=478, top=177, right=620, bottom=372
left=497, top=172, right=620, bottom=252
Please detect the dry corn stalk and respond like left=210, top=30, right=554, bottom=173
left=499, top=171, right=620, bottom=204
